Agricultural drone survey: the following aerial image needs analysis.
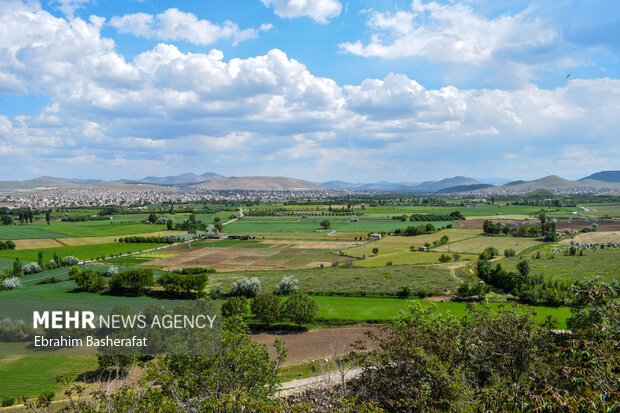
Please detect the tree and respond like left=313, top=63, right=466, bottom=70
left=504, top=248, right=516, bottom=257
left=438, top=254, right=452, bottom=263
left=222, top=296, right=248, bottom=318
left=516, top=260, right=530, bottom=277
left=372, top=247, right=379, bottom=255
left=320, top=219, right=331, bottom=229
left=214, top=222, right=223, bottom=232
left=251, top=294, right=282, bottom=326
left=231, top=277, right=261, bottom=297
left=479, top=246, right=499, bottom=260
left=274, top=275, right=298, bottom=295
left=166, top=218, right=174, bottom=230
left=147, top=213, right=158, bottom=223
left=12, top=258, right=22, bottom=277
left=37, top=251, right=43, bottom=268
left=45, top=210, right=51, bottom=225
left=284, top=292, right=318, bottom=327
left=109, top=269, right=155, bottom=295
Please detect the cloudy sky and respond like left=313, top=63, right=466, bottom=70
left=0, top=0, right=619, bottom=182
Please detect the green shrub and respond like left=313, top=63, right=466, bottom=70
left=284, top=292, right=318, bottom=327
left=109, top=269, right=154, bottom=295
left=251, top=294, right=282, bottom=326
left=222, top=296, right=248, bottom=318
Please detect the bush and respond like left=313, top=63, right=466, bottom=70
left=222, top=296, right=248, bottom=318
left=62, top=256, right=79, bottom=266
left=109, top=269, right=154, bottom=295
left=70, top=268, right=106, bottom=293
left=480, top=246, right=500, bottom=260
left=35, top=276, right=61, bottom=285
left=157, top=271, right=208, bottom=297
left=397, top=285, right=412, bottom=297
left=1, top=396, right=16, bottom=407
left=1, top=277, right=21, bottom=290
left=284, top=292, right=319, bottom=327
left=22, top=262, right=42, bottom=275
left=208, top=286, right=223, bottom=299
left=274, top=275, right=298, bottom=295
left=438, top=254, right=452, bottom=263
left=251, top=294, right=282, bottom=326
left=231, top=277, right=262, bottom=298
left=504, top=248, right=516, bottom=257
left=105, top=266, right=119, bottom=277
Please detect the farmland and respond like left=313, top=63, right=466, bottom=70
left=224, top=216, right=455, bottom=233
left=0, top=242, right=167, bottom=264
left=0, top=200, right=618, bottom=402
left=0, top=221, right=167, bottom=240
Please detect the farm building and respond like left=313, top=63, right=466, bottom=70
left=369, top=233, right=381, bottom=240
left=418, top=246, right=427, bottom=251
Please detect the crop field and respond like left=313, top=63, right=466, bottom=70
left=344, top=230, right=481, bottom=258
left=210, top=264, right=464, bottom=296
left=577, top=203, right=620, bottom=218
left=502, top=248, right=620, bottom=282
left=224, top=217, right=455, bottom=233
left=0, top=221, right=166, bottom=240
left=143, top=244, right=353, bottom=272
left=433, top=234, right=542, bottom=254
left=231, top=231, right=367, bottom=240
left=12, top=230, right=183, bottom=250
left=312, top=296, right=570, bottom=328
left=0, top=242, right=167, bottom=263
left=353, top=251, right=479, bottom=267
left=558, top=231, right=619, bottom=245
left=0, top=352, right=97, bottom=398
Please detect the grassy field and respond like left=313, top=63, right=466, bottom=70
left=353, top=252, right=478, bottom=267
left=311, top=296, right=570, bottom=328
left=502, top=248, right=620, bottom=282
left=224, top=217, right=455, bottom=233
left=210, top=264, right=466, bottom=296
left=0, top=352, right=97, bottom=399
left=0, top=242, right=167, bottom=264
left=1, top=221, right=167, bottom=240
left=577, top=203, right=620, bottom=218
left=434, top=235, right=542, bottom=254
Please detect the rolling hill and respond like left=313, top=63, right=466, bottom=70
left=579, top=171, right=620, bottom=182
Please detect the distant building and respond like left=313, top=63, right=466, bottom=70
left=418, top=246, right=427, bottom=251
left=351, top=218, right=359, bottom=222
left=369, top=233, right=381, bottom=240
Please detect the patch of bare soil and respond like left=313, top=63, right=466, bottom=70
left=252, top=326, right=383, bottom=365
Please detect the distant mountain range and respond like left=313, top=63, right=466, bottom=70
left=117, top=172, right=223, bottom=185
left=579, top=171, right=620, bottom=183
left=322, top=176, right=482, bottom=192
left=0, top=171, right=618, bottom=194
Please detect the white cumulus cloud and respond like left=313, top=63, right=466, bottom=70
left=339, top=0, right=557, bottom=65
left=261, top=0, right=342, bottom=23
left=110, top=8, right=271, bottom=46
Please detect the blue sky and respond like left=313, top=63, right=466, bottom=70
left=0, top=0, right=618, bottom=182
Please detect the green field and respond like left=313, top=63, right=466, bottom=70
left=224, top=217, right=455, bottom=233
left=210, top=264, right=466, bottom=296
left=311, top=296, right=570, bottom=328
left=0, top=242, right=167, bottom=265
left=0, top=351, right=97, bottom=399
left=434, top=234, right=542, bottom=255
left=0, top=221, right=167, bottom=240
left=502, top=248, right=620, bottom=282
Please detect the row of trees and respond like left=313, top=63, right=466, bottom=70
left=393, top=223, right=437, bottom=236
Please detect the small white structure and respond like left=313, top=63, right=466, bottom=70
left=369, top=233, right=381, bottom=240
